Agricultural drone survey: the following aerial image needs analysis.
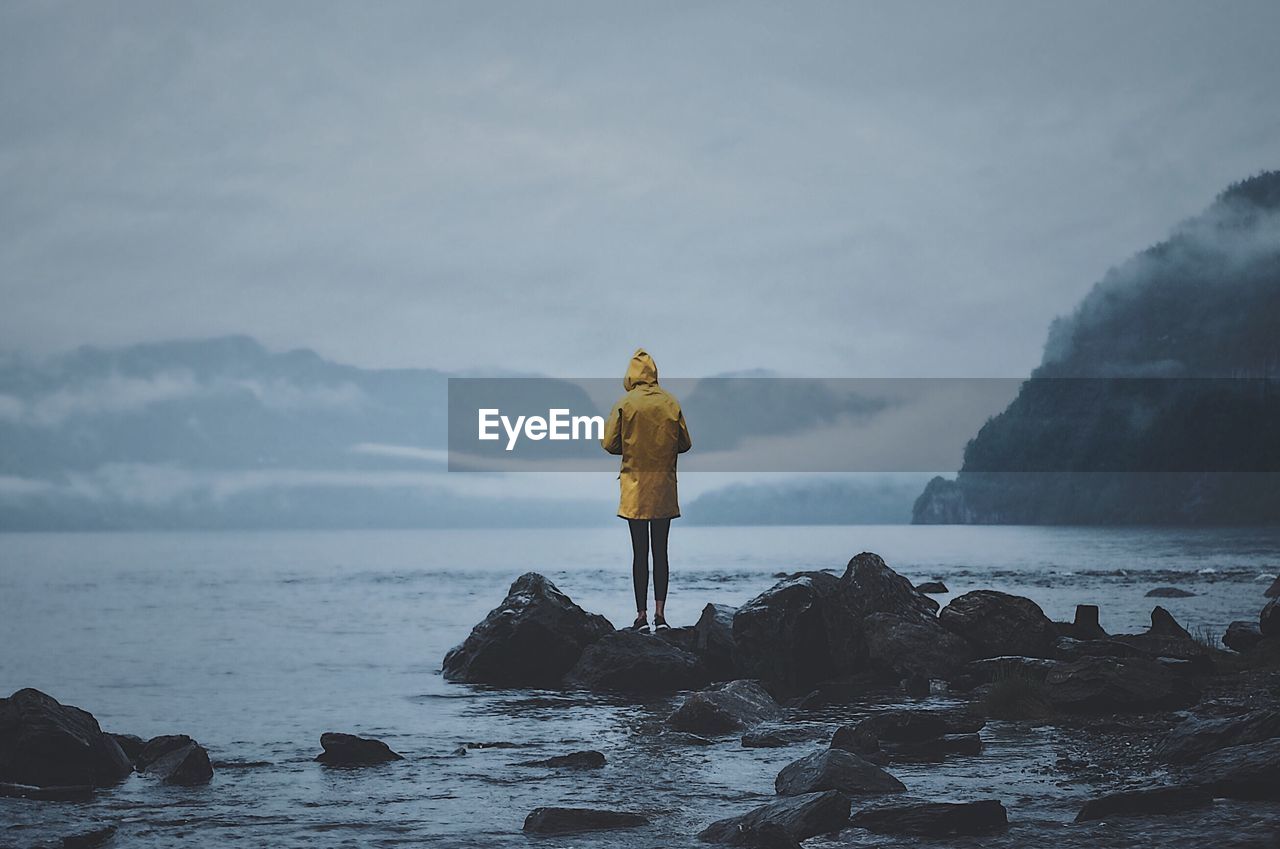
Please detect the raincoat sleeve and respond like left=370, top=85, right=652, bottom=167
left=676, top=409, right=692, bottom=454
left=601, top=403, right=624, bottom=455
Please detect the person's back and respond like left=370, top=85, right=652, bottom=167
left=602, top=349, right=691, bottom=632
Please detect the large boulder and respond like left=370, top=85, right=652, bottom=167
left=1075, top=785, right=1211, bottom=822
left=849, top=800, right=1008, bottom=837
left=939, top=591, right=1058, bottom=658
left=668, top=680, right=783, bottom=735
left=523, top=807, right=648, bottom=834
left=840, top=552, right=940, bottom=619
left=1185, top=737, right=1280, bottom=800
left=137, top=735, right=213, bottom=785
left=442, top=573, right=613, bottom=687
left=314, top=732, right=403, bottom=766
left=1148, top=606, right=1192, bottom=639
left=1044, top=657, right=1200, bottom=713
left=1223, top=621, right=1264, bottom=653
left=697, top=790, right=851, bottom=844
left=1154, top=710, right=1280, bottom=764
left=565, top=630, right=706, bottom=692
left=695, top=603, right=739, bottom=680
left=732, top=572, right=847, bottom=691
left=839, top=709, right=985, bottom=744
left=1266, top=576, right=1280, bottom=598
left=774, top=749, right=905, bottom=796
left=862, top=613, right=973, bottom=680
left=1261, top=599, right=1280, bottom=637
left=0, top=689, right=132, bottom=788
left=517, top=750, right=605, bottom=769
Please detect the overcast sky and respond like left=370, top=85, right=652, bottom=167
left=3, top=1, right=1278, bottom=378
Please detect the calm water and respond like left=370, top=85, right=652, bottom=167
left=2, top=525, right=1279, bottom=848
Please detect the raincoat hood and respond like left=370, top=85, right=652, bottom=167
left=623, top=349, right=659, bottom=391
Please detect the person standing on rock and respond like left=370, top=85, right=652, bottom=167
left=602, top=348, right=692, bottom=633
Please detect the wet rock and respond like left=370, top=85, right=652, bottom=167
left=0, top=689, right=132, bottom=788
left=1050, top=636, right=1147, bottom=662
left=137, top=735, right=213, bottom=785
left=442, top=573, right=613, bottom=687
left=849, top=799, right=1008, bottom=837
left=1224, top=621, right=1264, bottom=653
left=774, top=748, right=905, bottom=796
left=522, top=807, right=648, bottom=834
left=565, top=630, right=706, bottom=692
left=61, top=825, right=117, bottom=848
left=1075, top=784, right=1211, bottom=821
left=1266, top=576, right=1280, bottom=598
left=1155, top=710, right=1280, bottom=764
left=1148, top=605, right=1192, bottom=639
left=862, top=612, right=973, bottom=680
left=694, top=603, right=739, bottom=681
left=106, top=734, right=145, bottom=766
left=841, top=552, right=941, bottom=619
left=697, top=790, right=851, bottom=844
left=881, top=733, right=984, bottom=763
left=965, top=655, right=1066, bottom=683
left=902, top=674, right=930, bottom=698
left=829, top=724, right=883, bottom=759
left=1044, top=657, right=1200, bottom=713
left=0, top=781, right=94, bottom=801
left=739, top=823, right=800, bottom=849
left=517, top=750, right=605, bottom=769
left=1262, top=599, right=1280, bottom=637
left=915, top=580, right=948, bottom=594
left=1185, top=737, right=1280, bottom=800
left=1146, top=587, right=1196, bottom=598
left=741, top=726, right=818, bottom=748
left=841, top=709, right=984, bottom=743
left=653, top=625, right=700, bottom=655
left=668, top=680, right=782, bottom=735
left=314, top=732, right=403, bottom=766
left=939, top=591, right=1058, bottom=658
left=731, top=571, right=848, bottom=691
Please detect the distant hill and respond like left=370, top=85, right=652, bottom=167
left=914, top=172, right=1280, bottom=525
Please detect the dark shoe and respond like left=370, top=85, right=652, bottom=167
left=653, top=615, right=670, bottom=631
left=629, top=615, right=650, bottom=633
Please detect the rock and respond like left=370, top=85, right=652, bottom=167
left=565, top=630, right=707, bottom=692
left=1185, top=737, right=1280, bottom=800
left=965, top=656, right=1066, bottom=684
left=742, top=726, right=818, bottom=748
left=61, top=825, right=118, bottom=848
left=442, top=573, right=613, bottom=687
left=695, top=603, right=739, bottom=680
left=841, top=552, right=940, bottom=619
left=1262, top=599, right=1280, bottom=637
left=862, top=612, right=973, bottom=680
left=739, top=823, right=801, bottom=849
left=106, top=733, right=145, bottom=765
left=902, top=674, right=930, bottom=698
left=881, top=733, right=984, bottom=763
left=314, top=732, right=403, bottom=766
left=653, top=625, right=700, bottom=655
left=1071, top=604, right=1108, bottom=639
left=840, top=709, right=984, bottom=744
left=139, top=737, right=213, bottom=786
left=668, top=680, right=783, bottom=735
left=0, top=780, right=94, bottom=801
left=849, top=799, right=1008, bottom=837
left=1075, top=785, right=1212, bottom=821
left=1146, top=587, right=1196, bottom=598
left=517, top=750, right=605, bottom=769
left=1154, top=710, right=1280, bottom=764
left=1044, top=657, right=1200, bottom=713
left=914, top=580, right=948, bottom=594
left=0, top=689, right=132, bottom=788
left=939, top=591, right=1058, bottom=658
left=731, top=571, right=848, bottom=691
left=774, top=748, right=905, bottom=796
left=1149, top=606, right=1192, bottom=639
left=1266, top=576, right=1280, bottom=598
left=829, top=724, right=882, bottom=758
left=522, top=807, right=648, bottom=834
left=1050, top=637, right=1147, bottom=662
left=697, top=790, right=851, bottom=844
left=1224, top=621, right=1264, bottom=653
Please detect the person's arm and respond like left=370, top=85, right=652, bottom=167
left=602, top=404, right=624, bottom=455
left=676, top=409, right=692, bottom=454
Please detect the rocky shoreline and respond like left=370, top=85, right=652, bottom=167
left=5, top=551, right=1279, bottom=847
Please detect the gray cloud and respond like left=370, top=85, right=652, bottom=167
left=2, top=1, right=1278, bottom=378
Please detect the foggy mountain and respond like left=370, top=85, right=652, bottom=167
left=915, top=172, right=1280, bottom=525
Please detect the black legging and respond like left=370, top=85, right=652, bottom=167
left=628, top=518, right=670, bottom=612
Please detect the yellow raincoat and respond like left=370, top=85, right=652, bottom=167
left=601, top=349, right=692, bottom=520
